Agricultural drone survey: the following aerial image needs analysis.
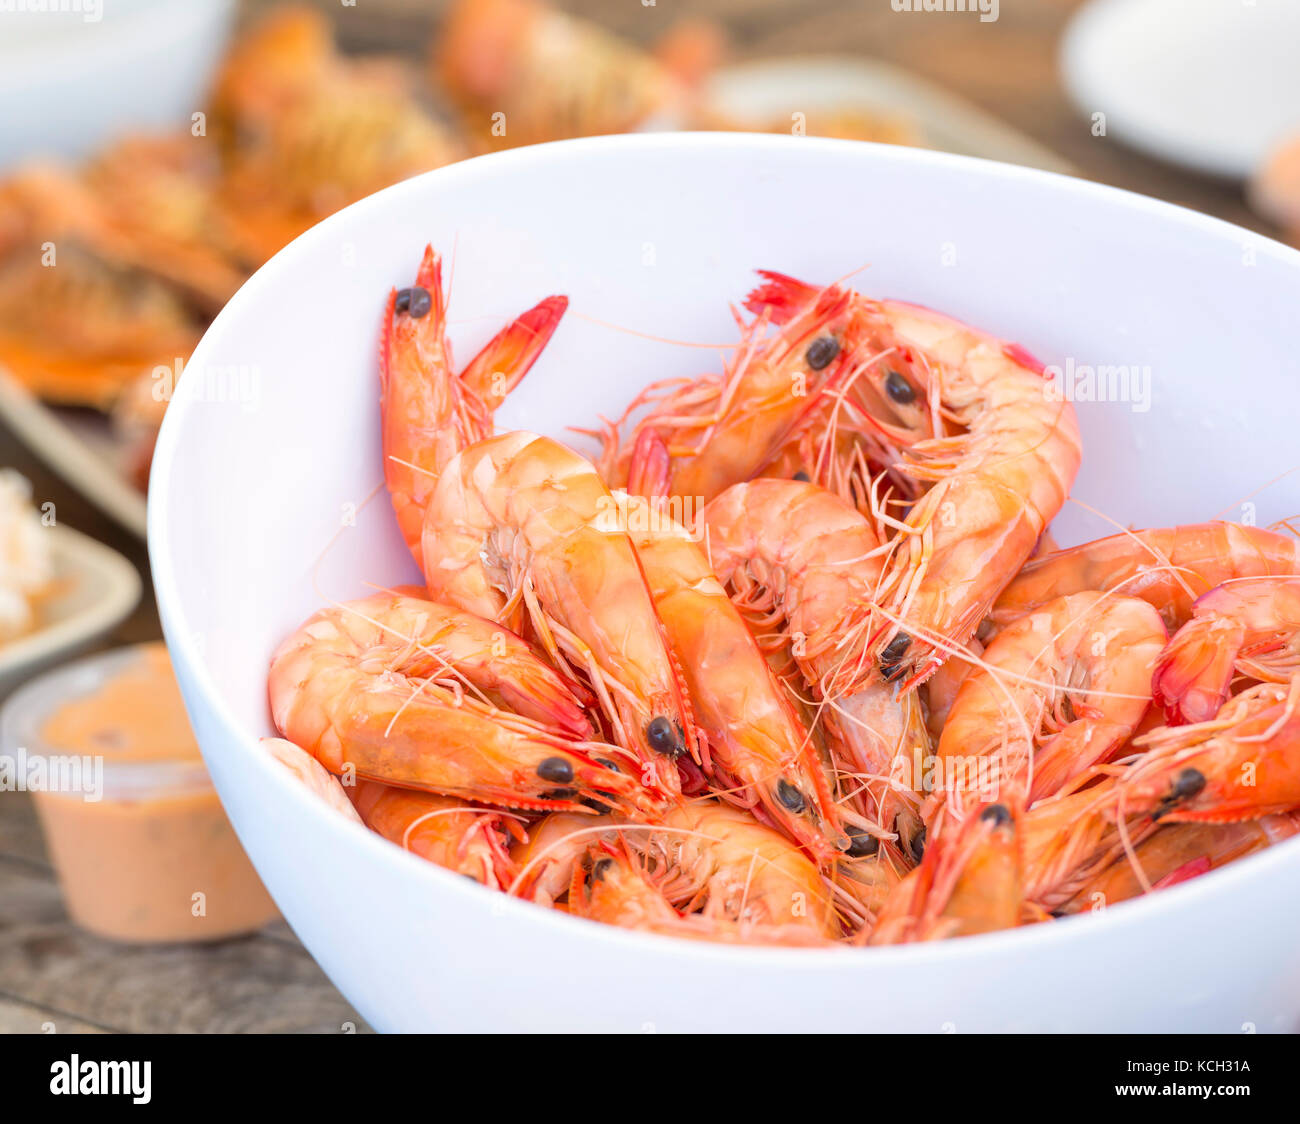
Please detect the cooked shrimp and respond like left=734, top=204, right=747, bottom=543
left=635, top=803, right=841, bottom=940
left=433, top=0, right=683, bottom=151
left=1057, top=813, right=1300, bottom=915
left=568, top=839, right=834, bottom=946
left=871, top=802, right=1022, bottom=944
left=509, top=811, right=617, bottom=905
left=703, top=479, right=929, bottom=845
left=381, top=245, right=566, bottom=569
left=613, top=491, right=848, bottom=861
left=421, top=432, right=697, bottom=798
left=267, top=591, right=658, bottom=816
left=990, top=522, right=1300, bottom=633
left=261, top=736, right=363, bottom=824
left=923, top=635, right=981, bottom=741
left=349, top=779, right=518, bottom=889
left=568, top=841, right=684, bottom=930
left=860, top=301, right=1082, bottom=687
left=1120, top=682, right=1300, bottom=823
left=1153, top=576, right=1300, bottom=724
left=935, top=592, right=1166, bottom=811
left=617, top=279, right=868, bottom=505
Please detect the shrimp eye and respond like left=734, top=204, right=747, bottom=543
left=908, top=824, right=927, bottom=863
left=774, top=779, right=807, bottom=812
left=843, top=825, right=879, bottom=857
left=646, top=716, right=684, bottom=757
left=884, top=369, right=916, bottom=404
left=536, top=756, right=574, bottom=783
left=805, top=336, right=840, bottom=370
left=395, top=286, right=432, bottom=318
left=1171, top=768, right=1207, bottom=801
left=980, top=803, right=1012, bottom=828
left=793, top=470, right=811, bottom=483
left=595, top=757, right=623, bottom=773
left=591, top=858, right=613, bottom=881
left=880, top=631, right=912, bottom=679
left=542, top=788, right=577, bottom=800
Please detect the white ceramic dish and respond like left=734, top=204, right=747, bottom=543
left=1062, top=0, right=1300, bottom=178
left=0, top=0, right=235, bottom=171
left=0, top=372, right=148, bottom=538
left=0, top=524, right=141, bottom=698
left=703, top=56, right=1075, bottom=175
left=149, top=133, right=1300, bottom=1032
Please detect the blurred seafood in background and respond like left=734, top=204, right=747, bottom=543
left=434, top=0, right=719, bottom=149
left=210, top=5, right=463, bottom=262
left=0, top=0, right=947, bottom=500
left=1250, top=132, right=1300, bottom=248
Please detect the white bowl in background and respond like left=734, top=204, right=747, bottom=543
left=149, top=134, right=1300, bottom=1032
left=1062, top=0, right=1300, bottom=179
left=0, top=0, right=235, bottom=171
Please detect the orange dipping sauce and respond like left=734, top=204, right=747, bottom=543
left=7, top=643, right=277, bottom=943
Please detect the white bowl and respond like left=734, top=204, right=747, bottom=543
left=0, top=0, right=234, bottom=171
left=149, top=134, right=1300, bottom=1033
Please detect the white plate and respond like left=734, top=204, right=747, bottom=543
left=703, top=56, right=1076, bottom=174
left=0, top=523, right=141, bottom=697
left=150, top=134, right=1300, bottom=1032
left=0, top=371, right=148, bottom=539
left=1063, top=0, right=1300, bottom=178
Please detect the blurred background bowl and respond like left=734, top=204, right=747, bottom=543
left=0, top=0, right=235, bottom=171
left=150, top=133, right=1300, bottom=1032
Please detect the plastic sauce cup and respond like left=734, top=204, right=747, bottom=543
left=1, top=642, right=277, bottom=942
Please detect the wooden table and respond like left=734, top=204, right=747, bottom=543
left=0, top=0, right=1278, bottom=1034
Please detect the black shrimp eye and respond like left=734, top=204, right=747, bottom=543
left=1171, top=768, right=1207, bottom=801
left=793, top=470, right=811, bottom=483
left=880, top=631, right=912, bottom=680
left=536, top=757, right=574, bottom=784
left=881, top=632, right=912, bottom=664
left=395, top=285, right=432, bottom=318
left=595, top=757, right=622, bottom=773
left=774, top=779, right=807, bottom=813
left=805, top=335, right=840, bottom=370
left=884, top=369, right=916, bottom=404
left=542, top=788, right=577, bottom=800
left=646, top=716, right=683, bottom=757
left=844, top=825, right=879, bottom=858
left=980, top=803, right=1013, bottom=828
left=909, top=824, right=927, bottom=864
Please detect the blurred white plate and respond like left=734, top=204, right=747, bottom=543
left=0, top=0, right=235, bottom=171
left=0, top=371, right=147, bottom=539
left=0, top=523, right=141, bottom=697
left=702, top=57, right=1076, bottom=174
left=1063, top=0, right=1300, bottom=178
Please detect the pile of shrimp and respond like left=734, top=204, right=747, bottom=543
left=265, top=245, right=1300, bottom=947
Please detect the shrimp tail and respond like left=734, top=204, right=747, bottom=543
left=461, top=293, right=568, bottom=409
left=1152, top=619, right=1245, bottom=725
left=744, top=269, right=823, bottom=323
left=627, top=426, right=673, bottom=500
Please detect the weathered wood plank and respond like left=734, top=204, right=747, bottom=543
left=0, top=860, right=369, bottom=1033
left=0, top=792, right=51, bottom=868
left=0, top=994, right=108, bottom=1034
